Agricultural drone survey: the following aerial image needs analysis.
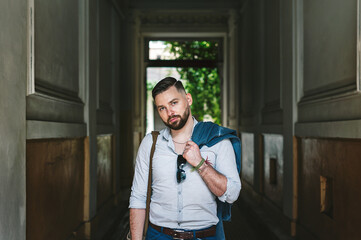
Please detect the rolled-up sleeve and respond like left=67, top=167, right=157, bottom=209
left=129, top=134, right=153, bottom=209
left=215, top=139, right=241, bottom=203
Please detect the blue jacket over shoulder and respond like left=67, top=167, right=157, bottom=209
left=191, top=121, right=241, bottom=240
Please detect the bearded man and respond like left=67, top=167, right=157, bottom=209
left=129, top=77, right=241, bottom=240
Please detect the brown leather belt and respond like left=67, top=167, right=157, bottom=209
left=149, top=222, right=216, bottom=239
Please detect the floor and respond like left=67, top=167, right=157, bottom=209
left=223, top=199, right=263, bottom=240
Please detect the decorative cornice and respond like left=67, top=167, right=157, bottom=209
left=27, top=121, right=86, bottom=139
left=299, top=80, right=357, bottom=106
left=139, top=12, right=229, bottom=27
left=35, top=79, right=83, bottom=104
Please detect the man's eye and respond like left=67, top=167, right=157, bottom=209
left=159, top=107, right=165, bottom=111
left=171, top=101, right=177, bottom=105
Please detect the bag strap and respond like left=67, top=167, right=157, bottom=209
left=143, top=131, right=159, bottom=237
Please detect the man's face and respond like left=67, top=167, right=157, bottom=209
left=154, top=86, right=192, bottom=130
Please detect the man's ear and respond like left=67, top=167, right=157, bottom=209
left=186, top=93, right=193, bottom=106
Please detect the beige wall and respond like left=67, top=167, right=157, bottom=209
left=3, top=0, right=361, bottom=239
left=24, top=0, right=133, bottom=239
left=239, top=0, right=361, bottom=238
left=0, top=0, right=27, bottom=239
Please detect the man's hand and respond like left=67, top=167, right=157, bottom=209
left=182, top=141, right=203, bottom=167
left=183, top=140, right=227, bottom=197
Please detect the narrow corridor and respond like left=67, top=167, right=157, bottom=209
left=2, top=0, right=361, bottom=240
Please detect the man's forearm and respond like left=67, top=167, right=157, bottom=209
left=183, top=141, right=227, bottom=197
left=129, top=208, right=146, bottom=240
left=198, top=163, right=227, bottom=197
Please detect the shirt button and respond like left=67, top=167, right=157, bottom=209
left=178, top=191, right=181, bottom=195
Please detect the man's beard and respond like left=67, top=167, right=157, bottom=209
left=163, top=106, right=190, bottom=130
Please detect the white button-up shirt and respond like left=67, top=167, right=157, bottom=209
left=129, top=119, right=241, bottom=230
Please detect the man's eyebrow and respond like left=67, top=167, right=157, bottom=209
left=169, top=98, right=179, bottom=103
left=156, top=98, right=179, bottom=108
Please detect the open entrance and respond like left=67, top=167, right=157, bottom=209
left=145, top=39, right=223, bottom=133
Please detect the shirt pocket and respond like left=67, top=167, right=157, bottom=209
left=152, top=151, right=176, bottom=185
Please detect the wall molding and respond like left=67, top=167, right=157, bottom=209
left=356, top=0, right=361, bottom=92
left=27, top=120, right=86, bottom=139
left=139, top=10, right=229, bottom=29
left=239, top=124, right=283, bottom=135
left=299, top=79, right=357, bottom=105
left=27, top=0, right=85, bottom=123
left=129, top=0, right=240, bottom=9
left=27, top=0, right=35, bottom=95
left=97, top=125, right=115, bottom=135
left=26, top=80, right=84, bottom=123
left=295, top=119, right=361, bottom=139
left=97, top=101, right=114, bottom=126
left=298, top=0, right=361, bottom=106
left=27, top=93, right=84, bottom=123
left=35, top=79, right=83, bottom=104
left=298, top=0, right=361, bottom=123
left=27, top=0, right=81, bottom=100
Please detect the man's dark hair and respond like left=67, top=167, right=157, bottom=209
left=152, top=77, right=186, bottom=99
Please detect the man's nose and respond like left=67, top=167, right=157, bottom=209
left=167, top=108, right=175, bottom=116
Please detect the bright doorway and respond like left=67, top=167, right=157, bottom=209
left=145, top=39, right=222, bottom=133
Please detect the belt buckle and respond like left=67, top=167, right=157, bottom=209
left=172, top=229, right=187, bottom=240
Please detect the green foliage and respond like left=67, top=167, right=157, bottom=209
left=165, top=41, right=218, bottom=60
left=147, top=81, right=156, bottom=92
left=165, top=41, right=221, bottom=124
